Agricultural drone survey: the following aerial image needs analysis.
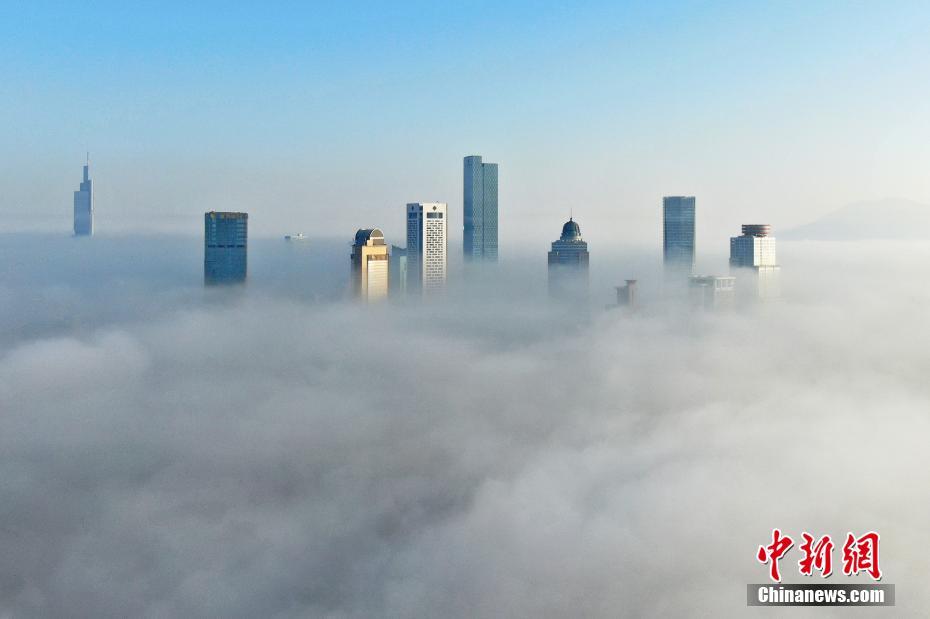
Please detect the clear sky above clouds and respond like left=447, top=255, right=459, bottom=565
left=2, top=1, right=929, bottom=248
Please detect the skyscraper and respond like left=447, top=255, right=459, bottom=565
left=663, top=196, right=696, bottom=277
left=548, top=217, right=589, bottom=299
left=406, top=203, right=447, bottom=293
left=351, top=228, right=389, bottom=301
left=730, top=224, right=780, bottom=300
left=389, top=245, right=408, bottom=297
left=463, top=155, right=498, bottom=261
left=73, top=155, right=94, bottom=236
left=204, top=211, right=248, bottom=285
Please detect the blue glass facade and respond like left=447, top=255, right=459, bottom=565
left=463, top=155, right=498, bottom=261
left=663, top=196, right=695, bottom=275
left=73, top=160, right=93, bottom=236
left=204, top=211, right=248, bottom=285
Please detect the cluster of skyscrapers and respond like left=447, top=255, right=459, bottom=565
left=660, top=196, right=780, bottom=309
left=345, top=156, right=497, bottom=300
left=70, top=156, right=779, bottom=306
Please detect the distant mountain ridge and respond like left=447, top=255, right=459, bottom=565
left=782, top=199, right=930, bottom=241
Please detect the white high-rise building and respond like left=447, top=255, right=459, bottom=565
left=406, top=202, right=447, bottom=293
left=73, top=155, right=94, bottom=236
left=730, top=224, right=780, bottom=300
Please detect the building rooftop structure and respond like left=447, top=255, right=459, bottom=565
left=741, top=224, right=772, bottom=237
left=560, top=218, right=582, bottom=241
left=354, top=228, right=386, bottom=246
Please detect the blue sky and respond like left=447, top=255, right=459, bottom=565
left=2, top=1, right=929, bottom=247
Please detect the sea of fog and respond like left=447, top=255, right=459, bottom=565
left=1, top=233, right=929, bottom=617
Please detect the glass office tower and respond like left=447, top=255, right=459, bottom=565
left=663, top=196, right=696, bottom=277
left=204, top=211, right=248, bottom=285
left=463, top=155, right=498, bottom=261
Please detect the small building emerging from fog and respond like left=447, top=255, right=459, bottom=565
left=351, top=228, right=389, bottom=301
left=389, top=245, right=407, bottom=297
left=610, top=279, right=638, bottom=311
left=548, top=217, right=589, bottom=299
left=689, top=275, right=735, bottom=310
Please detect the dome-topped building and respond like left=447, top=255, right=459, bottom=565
left=548, top=216, right=589, bottom=300
left=560, top=218, right=583, bottom=242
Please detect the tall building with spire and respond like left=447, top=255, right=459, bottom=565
left=204, top=211, right=248, bottom=285
left=351, top=228, right=389, bottom=301
left=463, top=155, right=498, bottom=261
left=406, top=202, right=447, bottom=293
left=73, top=155, right=94, bottom=236
left=548, top=217, right=589, bottom=299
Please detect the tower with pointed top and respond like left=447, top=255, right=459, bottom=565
left=73, top=155, right=94, bottom=236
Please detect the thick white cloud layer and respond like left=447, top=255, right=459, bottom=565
left=1, top=237, right=929, bottom=617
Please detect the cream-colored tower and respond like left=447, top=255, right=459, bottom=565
left=351, top=228, right=389, bottom=301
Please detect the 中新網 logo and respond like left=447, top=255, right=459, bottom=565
left=756, top=529, right=881, bottom=582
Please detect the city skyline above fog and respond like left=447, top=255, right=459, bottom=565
left=4, top=3, right=930, bottom=616
left=3, top=2, right=930, bottom=247
left=2, top=233, right=930, bottom=616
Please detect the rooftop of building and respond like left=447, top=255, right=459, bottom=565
left=205, top=211, right=248, bottom=219
left=741, top=224, right=772, bottom=237
left=560, top=217, right=583, bottom=241
left=354, top=228, right=385, bottom=246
